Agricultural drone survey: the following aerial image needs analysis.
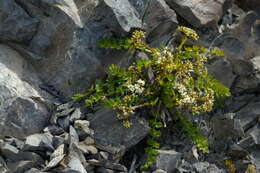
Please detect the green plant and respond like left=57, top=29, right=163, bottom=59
left=73, top=26, right=231, bottom=170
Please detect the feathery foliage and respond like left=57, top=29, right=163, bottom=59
left=73, top=26, right=231, bottom=170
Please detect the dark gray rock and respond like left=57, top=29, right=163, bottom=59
left=212, top=113, right=242, bottom=141
left=90, top=108, right=150, bottom=153
left=155, top=150, right=182, bottom=173
left=57, top=116, right=71, bottom=132
left=142, top=0, right=178, bottom=43
left=103, top=0, right=142, bottom=32
left=235, top=102, right=260, bottom=130
left=44, top=125, right=65, bottom=136
left=0, top=0, right=39, bottom=43
left=207, top=58, right=236, bottom=88
left=0, top=45, right=52, bottom=139
left=51, top=108, right=75, bottom=124
left=166, top=0, right=227, bottom=27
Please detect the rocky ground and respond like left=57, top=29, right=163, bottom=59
left=0, top=0, right=260, bottom=172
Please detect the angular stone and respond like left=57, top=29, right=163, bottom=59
left=156, top=150, right=182, bottom=173
left=90, top=108, right=150, bottom=152
left=166, top=0, right=226, bottom=27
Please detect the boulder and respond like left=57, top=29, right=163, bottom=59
left=0, top=45, right=52, bottom=138
left=166, top=0, right=227, bottom=27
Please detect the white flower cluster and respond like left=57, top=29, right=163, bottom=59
left=175, top=83, right=195, bottom=104
left=127, top=79, right=145, bottom=94
left=155, top=48, right=173, bottom=64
